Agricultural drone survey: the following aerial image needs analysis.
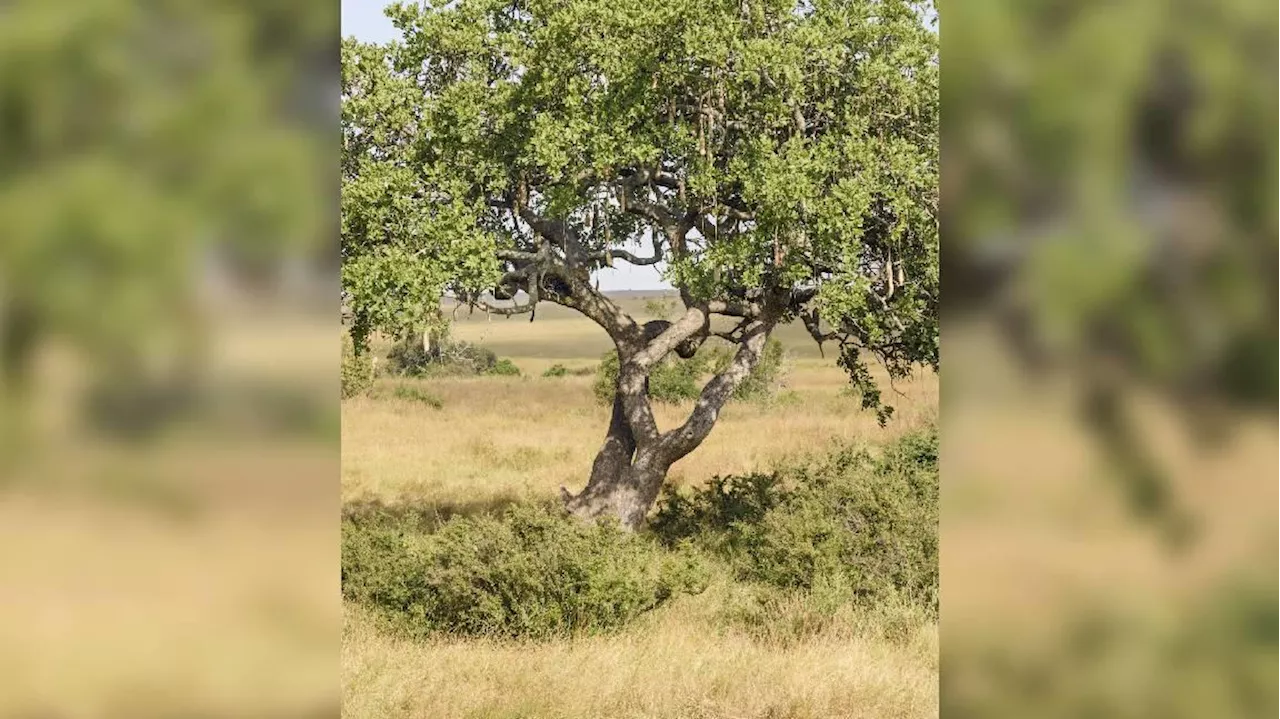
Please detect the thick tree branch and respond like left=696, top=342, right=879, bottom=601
left=473, top=298, right=536, bottom=317
left=707, top=299, right=762, bottom=319
left=659, top=319, right=772, bottom=460
left=589, top=243, right=664, bottom=267
left=632, top=307, right=710, bottom=369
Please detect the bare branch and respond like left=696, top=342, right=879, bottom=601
left=469, top=296, right=536, bottom=317
left=659, top=319, right=772, bottom=460
left=633, top=307, right=710, bottom=369
left=590, top=243, right=664, bottom=267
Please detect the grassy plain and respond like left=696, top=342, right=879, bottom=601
left=342, top=293, right=940, bottom=719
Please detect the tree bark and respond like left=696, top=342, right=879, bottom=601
left=563, top=318, right=773, bottom=530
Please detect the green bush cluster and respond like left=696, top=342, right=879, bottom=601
left=544, top=364, right=595, bottom=378
left=651, top=425, right=939, bottom=612
left=706, top=337, right=787, bottom=401
left=384, top=331, right=507, bottom=377
left=341, top=335, right=375, bottom=399
left=591, top=338, right=786, bottom=406
left=342, top=504, right=708, bottom=639
left=489, top=357, right=521, bottom=376
left=592, top=350, right=705, bottom=405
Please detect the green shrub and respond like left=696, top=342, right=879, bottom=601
left=488, top=358, right=521, bottom=376
left=384, top=332, right=432, bottom=376
left=342, top=504, right=708, bottom=639
left=341, top=335, right=374, bottom=399
left=651, top=425, right=938, bottom=612
left=385, top=331, right=499, bottom=377
left=543, top=363, right=591, bottom=378
left=592, top=350, right=706, bottom=405
left=648, top=472, right=788, bottom=550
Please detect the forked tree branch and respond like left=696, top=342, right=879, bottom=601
left=659, top=318, right=772, bottom=460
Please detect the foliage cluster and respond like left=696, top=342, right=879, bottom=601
left=591, top=350, right=702, bottom=405
left=652, top=425, right=939, bottom=612
left=489, top=358, right=522, bottom=377
left=384, top=331, right=521, bottom=378
left=342, top=335, right=375, bottom=399
left=707, top=337, right=788, bottom=401
left=543, top=363, right=596, bottom=378
left=341, top=0, right=940, bottom=418
left=341, top=427, right=937, bottom=643
left=342, top=503, right=708, bottom=639
left=946, top=570, right=1278, bottom=718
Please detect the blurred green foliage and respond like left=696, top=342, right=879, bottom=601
left=943, top=2, right=1276, bottom=718
left=1, top=0, right=335, bottom=450
left=944, top=0, right=1276, bottom=541
left=944, top=568, right=1278, bottom=719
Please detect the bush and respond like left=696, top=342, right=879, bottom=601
left=651, top=425, right=938, bottom=612
left=542, top=363, right=592, bottom=378
left=384, top=332, right=433, bottom=376
left=385, top=331, right=499, bottom=377
left=342, top=504, right=708, bottom=639
left=488, top=358, right=521, bottom=376
left=592, top=350, right=707, bottom=405
left=341, top=335, right=374, bottom=399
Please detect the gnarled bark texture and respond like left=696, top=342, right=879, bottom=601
left=563, top=315, right=774, bottom=529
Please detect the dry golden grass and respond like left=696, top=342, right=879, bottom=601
left=1, top=310, right=339, bottom=718
left=342, top=305, right=939, bottom=719
left=342, top=361, right=934, bottom=510
left=344, top=601, right=937, bottom=719
left=940, top=322, right=1277, bottom=717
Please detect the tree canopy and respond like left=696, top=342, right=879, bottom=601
left=342, top=0, right=938, bottom=417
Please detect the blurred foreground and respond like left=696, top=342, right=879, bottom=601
left=1, top=2, right=338, bottom=717
left=943, top=1, right=1275, bottom=717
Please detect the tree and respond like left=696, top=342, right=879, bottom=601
left=341, top=0, right=938, bottom=529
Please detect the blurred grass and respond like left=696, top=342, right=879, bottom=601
left=943, top=1, right=1276, bottom=717
left=0, top=1, right=338, bottom=717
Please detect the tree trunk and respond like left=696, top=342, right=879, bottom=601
left=564, top=453, right=667, bottom=530
left=564, top=318, right=772, bottom=529
left=563, top=379, right=670, bottom=530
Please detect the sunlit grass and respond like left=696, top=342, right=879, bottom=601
left=342, top=302, right=940, bottom=719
